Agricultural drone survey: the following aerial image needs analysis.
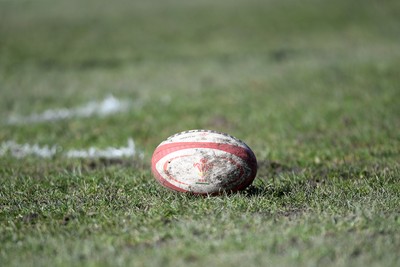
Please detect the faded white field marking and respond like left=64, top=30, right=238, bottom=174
left=7, top=95, right=129, bottom=125
left=66, top=138, right=142, bottom=159
left=0, top=139, right=142, bottom=159
left=0, top=141, right=58, bottom=158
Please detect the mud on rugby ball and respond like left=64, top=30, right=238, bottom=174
left=151, top=130, right=257, bottom=194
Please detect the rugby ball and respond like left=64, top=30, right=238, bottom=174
left=151, top=130, right=257, bottom=194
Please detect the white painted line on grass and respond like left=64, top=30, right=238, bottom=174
left=7, top=95, right=129, bottom=125
left=65, top=138, right=141, bottom=159
left=0, top=141, right=58, bottom=158
left=0, top=139, right=142, bottom=159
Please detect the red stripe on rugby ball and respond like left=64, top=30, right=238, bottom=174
left=152, top=142, right=254, bottom=163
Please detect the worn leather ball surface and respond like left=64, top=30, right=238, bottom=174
left=151, top=130, right=257, bottom=194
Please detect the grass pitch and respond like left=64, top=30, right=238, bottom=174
left=1, top=0, right=399, bottom=266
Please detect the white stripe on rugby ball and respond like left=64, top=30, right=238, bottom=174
left=151, top=130, right=257, bottom=194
